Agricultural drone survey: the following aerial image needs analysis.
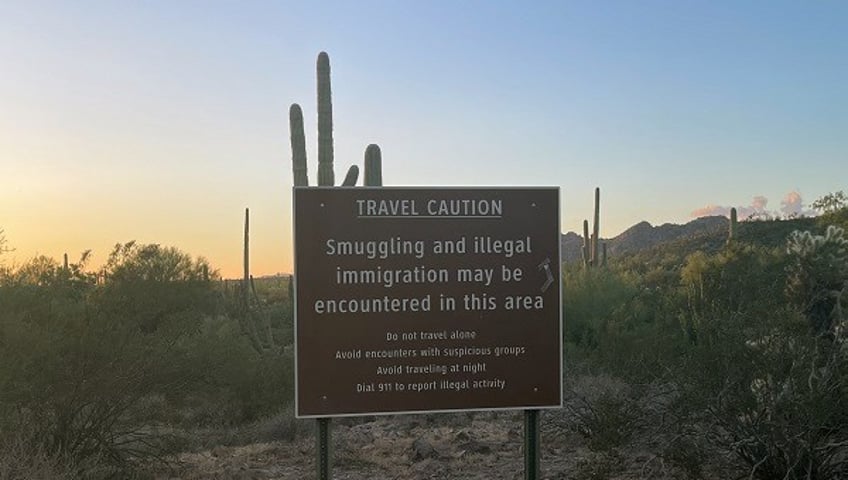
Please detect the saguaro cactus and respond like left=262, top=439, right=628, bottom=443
left=290, top=51, right=380, bottom=187
left=288, top=52, right=387, bottom=480
left=591, top=187, right=600, bottom=266
left=240, top=207, right=274, bottom=353
left=243, top=208, right=250, bottom=305
left=317, top=52, right=334, bottom=186
left=582, top=188, right=603, bottom=268
left=729, top=207, right=738, bottom=242
left=241, top=208, right=262, bottom=352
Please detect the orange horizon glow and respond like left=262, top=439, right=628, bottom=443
left=0, top=205, right=294, bottom=279
left=2, top=3, right=844, bottom=279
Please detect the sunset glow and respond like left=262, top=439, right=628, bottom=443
left=2, top=1, right=846, bottom=277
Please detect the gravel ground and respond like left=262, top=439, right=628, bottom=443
left=152, top=408, right=696, bottom=480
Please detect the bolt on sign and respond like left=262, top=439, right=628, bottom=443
left=293, top=187, right=562, bottom=418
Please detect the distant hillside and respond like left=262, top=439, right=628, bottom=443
left=560, top=214, right=836, bottom=264
left=561, top=216, right=728, bottom=263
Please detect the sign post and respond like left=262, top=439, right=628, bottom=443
left=524, top=409, right=540, bottom=480
left=316, top=417, right=331, bottom=480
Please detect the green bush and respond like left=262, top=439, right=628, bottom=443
left=679, top=243, right=787, bottom=345
left=0, top=242, right=298, bottom=474
left=175, top=314, right=294, bottom=426
left=568, top=226, right=848, bottom=479
left=681, top=308, right=848, bottom=479
left=562, top=266, right=640, bottom=349
left=0, top=419, right=78, bottom=480
left=673, top=230, right=848, bottom=479
left=564, top=374, right=643, bottom=452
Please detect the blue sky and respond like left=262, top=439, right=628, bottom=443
left=1, top=1, right=846, bottom=276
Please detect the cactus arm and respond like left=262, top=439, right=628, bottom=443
left=342, top=165, right=359, bottom=186
left=317, top=51, right=334, bottom=186
left=582, top=220, right=590, bottom=268
left=364, top=144, right=383, bottom=187
left=290, top=104, right=309, bottom=187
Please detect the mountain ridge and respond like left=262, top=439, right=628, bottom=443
left=561, top=215, right=729, bottom=263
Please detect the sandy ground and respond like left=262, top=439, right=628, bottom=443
left=153, top=409, right=689, bottom=480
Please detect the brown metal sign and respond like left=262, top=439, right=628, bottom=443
left=293, top=187, right=561, bottom=418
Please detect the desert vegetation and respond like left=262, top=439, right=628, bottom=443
left=3, top=50, right=846, bottom=477
left=1, top=196, right=845, bottom=479
left=0, top=241, right=294, bottom=479
left=560, top=200, right=848, bottom=479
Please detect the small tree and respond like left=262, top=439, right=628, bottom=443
left=812, top=190, right=847, bottom=214
left=95, top=241, right=218, bottom=333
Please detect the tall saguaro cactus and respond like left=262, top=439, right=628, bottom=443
left=288, top=52, right=386, bottom=480
left=317, top=52, right=334, bottom=186
left=240, top=207, right=273, bottom=353
left=582, top=187, right=604, bottom=268
left=239, top=208, right=261, bottom=352
left=290, top=51, right=381, bottom=187
left=728, top=207, right=738, bottom=243
left=591, top=187, right=600, bottom=265
left=243, top=208, right=250, bottom=305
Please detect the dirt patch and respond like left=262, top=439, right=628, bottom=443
left=152, top=409, right=696, bottom=480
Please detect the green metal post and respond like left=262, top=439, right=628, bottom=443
left=317, top=418, right=331, bottom=479
left=524, top=409, right=540, bottom=480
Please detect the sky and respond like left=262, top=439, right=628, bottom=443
left=1, top=1, right=846, bottom=278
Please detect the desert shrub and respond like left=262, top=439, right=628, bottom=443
left=0, top=240, right=300, bottom=476
left=176, top=314, right=295, bottom=426
left=816, top=206, right=848, bottom=231
left=563, top=222, right=848, bottom=478
left=1, top=293, right=197, bottom=472
left=656, top=435, right=710, bottom=479
left=812, top=190, right=847, bottom=214
left=562, top=266, right=640, bottom=349
left=679, top=243, right=787, bottom=345
left=681, top=308, right=848, bottom=479
left=564, top=374, right=644, bottom=452
left=227, top=350, right=294, bottom=423
left=0, top=410, right=143, bottom=480
left=93, top=242, right=219, bottom=333
left=0, top=418, right=76, bottom=480
left=573, top=450, right=624, bottom=480
left=0, top=244, right=224, bottom=473
left=564, top=263, right=688, bottom=385
left=785, top=225, right=848, bottom=335
left=673, top=230, right=848, bottom=479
